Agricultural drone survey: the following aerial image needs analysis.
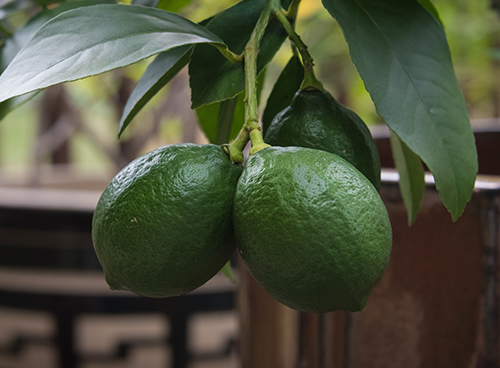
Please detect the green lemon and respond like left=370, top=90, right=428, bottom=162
left=233, top=146, right=392, bottom=313
left=92, top=143, right=241, bottom=298
left=264, top=88, right=381, bottom=189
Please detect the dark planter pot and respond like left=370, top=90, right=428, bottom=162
left=238, top=128, right=500, bottom=368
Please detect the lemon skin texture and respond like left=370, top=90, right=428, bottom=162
left=233, top=146, right=392, bottom=312
left=92, top=143, right=242, bottom=298
left=264, top=88, right=381, bottom=190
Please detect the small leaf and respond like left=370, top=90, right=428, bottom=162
left=0, top=4, right=226, bottom=103
left=321, top=0, right=478, bottom=220
left=262, top=54, right=304, bottom=133
left=117, top=16, right=213, bottom=136
left=220, top=261, right=236, bottom=284
left=195, top=102, right=219, bottom=144
left=390, top=131, right=425, bottom=225
left=118, top=45, right=192, bottom=137
left=189, top=0, right=289, bottom=108
left=195, top=66, right=266, bottom=144
left=196, top=93, right=245, bottom=144
left=217, top=96, right=244, bottom=145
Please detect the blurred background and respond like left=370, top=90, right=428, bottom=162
left=0, top=0, right=499, bottom=366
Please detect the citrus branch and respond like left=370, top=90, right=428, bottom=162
left=211, top=43, right=244, bottom=64
left=274, top=9, right=323, bottom=91
left=224, top=0, right=280, bottom=163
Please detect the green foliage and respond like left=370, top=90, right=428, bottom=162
left=0, top=0, right=480, bottom=221
left=0, top=4, right=225, bottom=102
left=196, top=94, right=245, bottom=144
left=262, top=54, right=303, bottom=133
left=0, top=0, right=114, bottom=119
left=118, top=45, right=192, bottom=137
left=321, top=0, right=477, bottom=220
left=417, top=0, right=444, bottom=24
left=197, top=69, right=266, bottom=145
left=188, top=0, right=288, bottom=108
left=390, top=132, right=426, bottom=225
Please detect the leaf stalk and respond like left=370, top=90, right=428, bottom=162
left=211, top=43, right=244, bottom=64
left=284, top=0, right=301, bottom=19
left=225, top=0, right=280, bottom=163
left=274, top=9, right=323, bottom=91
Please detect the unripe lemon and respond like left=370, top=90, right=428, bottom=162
left=233, top=146, right=392, bottom=312
left=265, top=88, right=381, bottom=189
left=92, top=144, right=241, bottom=298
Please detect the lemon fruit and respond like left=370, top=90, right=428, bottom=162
left=92, top=143, right=241, bottom=298
left=264, top=88, right=381, bottom=189
left=233, top=146, right=392, bottom=312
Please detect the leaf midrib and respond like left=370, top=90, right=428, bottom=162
left=5, top=29, right=217, bottom=97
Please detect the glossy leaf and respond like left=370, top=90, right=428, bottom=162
left=117, top=16, right=213, bottom=136
left=0, top=0, right=112, bottom=120
left=417, top=0, right=443, bottom=25
left=0, top=4, right=226, bottom=103
left=118, top=45, right=192, bottom=137
left=195, top=68, right=266, bottom=144
left=390, top=131, right=425, bottom=226
left=196, top=93, right=245, bottom=144
left=195, top=102, right=219, bottom=144
left=262, top=54, right=304, bottom=133
left=322, top=0, right=477, bottom=220
left=189, top=0, right=289, bottom=109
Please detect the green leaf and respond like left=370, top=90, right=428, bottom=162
left=117, top=16, right=213, bottom=136
left=390, top=131, right=425, bottom=226
left=0, top=0, right=113, bottom=120
left=215, top=97, right=242, bottom=144
left=3, top=1, right=114, bottom=68
left=118, top=17, right=215, bottom=136
left=195, top=67, right=267, bottom=144
left=0, top=4, right=226, bottom=103
left=157, top=0, right=193, bottom=13
left=188, top=0, right=289, bottom=109
left=195, top=102, right=219, bottom=144
left=196, top=93, right=245, bottom=144
left=321, top=0, right=477, bottom=221
left=416, top=0, right=443, bottom=26
left=262, top=54, right=304, bottom=134
left=118, top=45, right=192, bottom=137
left=220, top=261, right=236, bottom=284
